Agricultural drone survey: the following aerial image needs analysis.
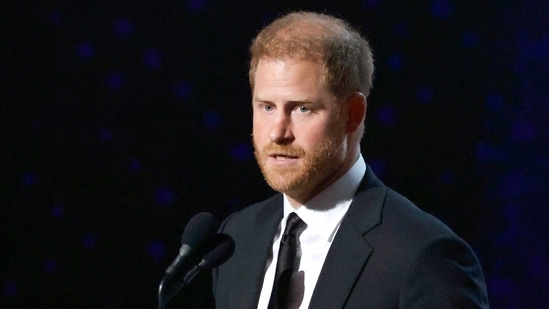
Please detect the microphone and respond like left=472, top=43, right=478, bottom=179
left=164, top=212, right=219, bottom=276
left=159, top=234, right=235, bottom=308
left=158, top=212, right=219, bottom=309
left=182, top=233, right=235, bottom=285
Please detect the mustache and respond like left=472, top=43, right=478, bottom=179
left=260, top=143, right=306, bottom=157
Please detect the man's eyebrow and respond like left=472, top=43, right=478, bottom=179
left=252, top=95, right=325, bottom=106
left=253, top=97, right=318, bottom=103
left=253, top=96, right=269, bottom=102
left=289, top=98, right=316, bottom=104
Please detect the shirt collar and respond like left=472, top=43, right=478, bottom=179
left=283, top=155, right=366, bottom=242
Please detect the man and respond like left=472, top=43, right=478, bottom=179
left=213, top=11, right=489, bottom=308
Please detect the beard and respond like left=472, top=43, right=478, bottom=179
left=253, top=128, right=346, bottom=197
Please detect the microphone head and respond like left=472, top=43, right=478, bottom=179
left=200, top=234, right=235, bottom=270
left=181, top=212, right=219, bottom=249
left=164, top=213, right=219, bottom=276
left=180, top=234, right=235, bottom=286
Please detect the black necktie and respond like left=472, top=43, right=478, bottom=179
left=268, top=213, right=307, bottom=309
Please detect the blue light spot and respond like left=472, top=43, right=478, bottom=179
left=174, top=81, right=193, bottom=99
left=43, top=259, right=57, bottom=274
left=392, top=22, right=408, bottom=38
left=22, top=171, right=37, bottom=187
left=488, top=277, right=515, bottom=299
left=114, top=18, right=134, bottom=38
left=363, top=0, right=381, bottom=10
left=155, top=187, right=176, bottom=207
left=511, top=120, right=536, bottom=141
left=228, top=197, right=240, bottom=208
left=77, top=41, right=94, bottom=59
left=430, top=0, right=453, bottom=19
left=485, top=92, right=504, bottom=111
left=106, top=72, right=125, bottom=89
left=52, top=204, right=64, bottom=219
left=475, top=142, right=501, bottom=161
left=82, top=233, right=97, bottom=250
left=502, top=171, right=526, bottom=197
left=439, top=171, right=455, bottom=184
left=143, top=48, right=163, bottom=69
left=416, top=86, right=434, bottom=103
left=514, top=56, right=527, bottom=75
left=49, top=12, right=62, bottom=28
left=528, top=255, right=547, bottom=276
left=3, top=281, right=17, bottom=298
left=97, top=127, right=113, bottom=142
left=462, top=31, right=480, bottom=48
left=186, top=0, right=208, bottom=11
left=376, top=105, right=397, bottom=127
left=388, top=53, right=404, bottom=71
left=230, top=142, right=252, bottom=162
left=129, top=158, right=141, bottom=172
left=203, top=111, right=222, bottom=130
left=146, top=240, right=167, bottom=262
left=369, top=159, right=386, bottom=176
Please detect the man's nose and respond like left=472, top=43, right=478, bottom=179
left=269, top=112, right=294, bottom=144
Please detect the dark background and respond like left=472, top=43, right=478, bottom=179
left=2, top=0, right=548, bottom=308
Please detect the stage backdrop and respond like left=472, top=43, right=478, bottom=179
left=3, top=0, right=548, bottom=308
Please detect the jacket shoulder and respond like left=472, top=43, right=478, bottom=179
left=220, top=194, right=282, bottom=233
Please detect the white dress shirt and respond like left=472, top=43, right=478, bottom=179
left=257, top=155, right=366, bottom=309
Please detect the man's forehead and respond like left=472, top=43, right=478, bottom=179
left=254, top=58, right=327, bottom=85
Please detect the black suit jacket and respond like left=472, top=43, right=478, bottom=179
left=213, top=167, right=489, bottom=308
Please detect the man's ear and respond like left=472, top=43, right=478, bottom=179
left=345, top=92, right=367, bottom=133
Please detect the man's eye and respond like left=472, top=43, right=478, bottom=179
left=263, top=105, right=274, bottom=111
left=298, top=105, right=309, bottom=113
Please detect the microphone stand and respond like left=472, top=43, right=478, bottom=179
left=158, top=272, right=188, bottom=309
left=158, top=272, right=170, bottom=309
left=158, top=234, right=235, bottom=308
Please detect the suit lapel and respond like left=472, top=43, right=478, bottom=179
left=231, top=195, right=283, bottom=308
left=309, top=167, right=386, bottom=308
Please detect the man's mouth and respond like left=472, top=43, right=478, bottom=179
left=274, top=155, right=296, bottom=160
left=267, top=153, right=300, bottom=163
left=269, top=153, right=299, bottom=159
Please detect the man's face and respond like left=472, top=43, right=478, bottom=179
left=252, top=58, right=349, bottom=204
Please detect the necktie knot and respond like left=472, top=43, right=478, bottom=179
left=282, top=213, right=306, bottom=241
